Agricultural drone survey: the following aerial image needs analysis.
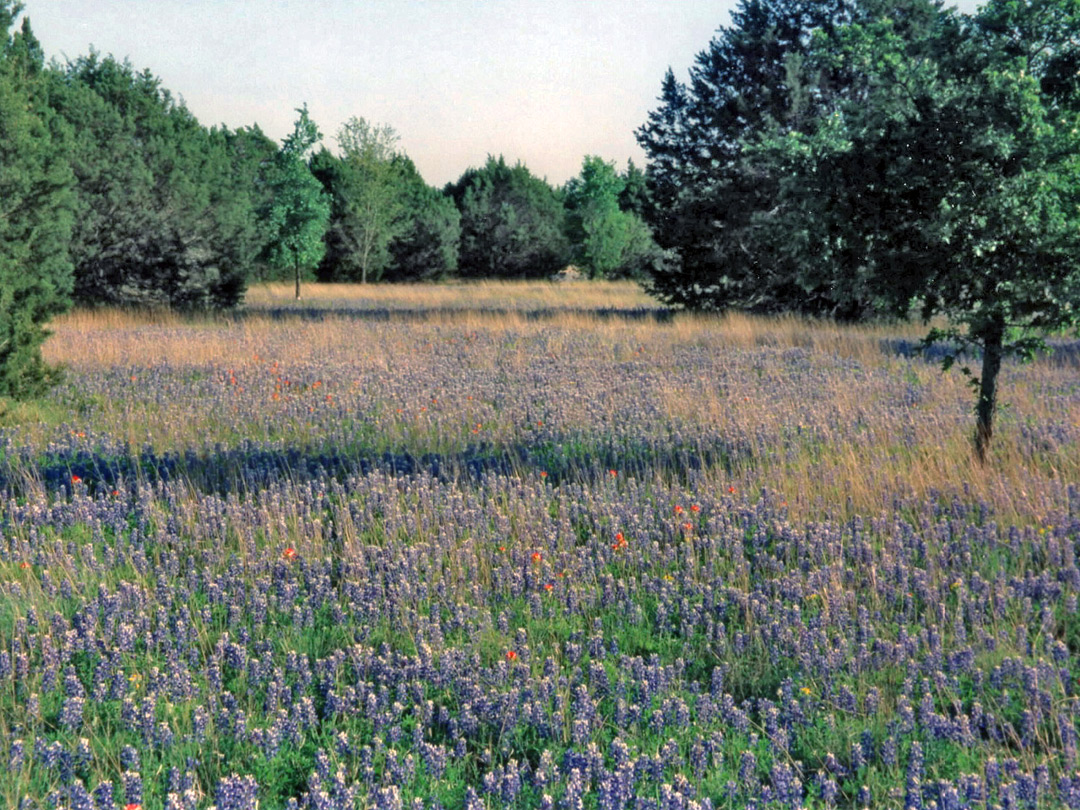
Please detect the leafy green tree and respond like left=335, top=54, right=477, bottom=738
left=563, top=155, right=662, bottom=279
left=745, top=0, right=1080, bottom=461
left=0, top=2, right=73, bottom=397
left=312, top=117, right=407, bottom=284
left=49, top=52, right=252, bottom=310
left=312, top=128, right=459, bottom=283
left=264, top=105, right=330, bottom=300
left=446, top=156, right=570, bottom=278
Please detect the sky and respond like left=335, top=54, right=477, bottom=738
left=25, top=0, right=984, bottom=189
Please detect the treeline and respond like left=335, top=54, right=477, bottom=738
left=1, top=0, right=661, bottom=316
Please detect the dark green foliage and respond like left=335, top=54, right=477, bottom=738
left=263, top=105, right=331, bottom=300
left=642, top=0, right=1080, bottom=459
left=221, top=124, right=279, bottom=283
left=310, top=148, right=361, bottom=282
left=446, top=156, right=570, bottom=278
left=0, top=3, right=73, bottom=398
left=385, top=156, right=460, bottom=282
left=636, top=0, right=868, bottom=315
left=617, top=159, right=650, bottom=219
left=49, top=52, right=254, bottom=310
left=750, top=0, right=1080, bottom=460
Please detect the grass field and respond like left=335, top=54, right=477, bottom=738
left=2, top=281, right=1078, bottom=809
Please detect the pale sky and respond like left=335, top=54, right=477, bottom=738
left=25, top=0, right=983, bottom=188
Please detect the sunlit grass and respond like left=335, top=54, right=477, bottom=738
left=243, top=278, right=658, bottom=311
left=33, top=285, right=1080, bottom=525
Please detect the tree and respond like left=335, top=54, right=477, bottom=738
left=563, top=156, right=663, bottom=279
left=385, top=156, right=460, bottom=282
left=0, top=2, right=73, bottom=397
left=636, top=0, right=887, bottom=316
left=312, top=122, right=459, bottom=283
left=264, top=105, right=330, bottom=300
left=743, top=0, right=1080, bottom=461
left=221, top=124, right=279, bottom=283
left=446, top=156, right=570, bottom=278
left=314, top=117, right=407, bottom=284
left=49, top=52, right=253, bottom=310
left=617, top=159, right=650, bottom=219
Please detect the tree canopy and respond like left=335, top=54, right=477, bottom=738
left=49, top=52, right=257, bottom=310
left=0, top=2, right=73, bottom=397
left=446, top=156, right=570, bottom=279
left=639, top=0, right=1080, bottom=460
left=263, top=105, right=331, bottom=300
left=312, top=119, right=459, bottom=284
left=562, top=156, right=663, bottom=279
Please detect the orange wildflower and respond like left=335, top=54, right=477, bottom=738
left=690, top=504, right=701, bottom=512
left=19, top=561, right=30, bottom=569
left=531, top=552, right=542, bottom=564
left=505, top=650, right=517, bottom=661
left=71, top=475, right=81, bottom=484
left=282, top=547, right=297, bottom=561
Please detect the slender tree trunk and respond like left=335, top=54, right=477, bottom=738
left=974, top=316, right=1005, bottom=464
left=294, top=252, right=301, bottom=300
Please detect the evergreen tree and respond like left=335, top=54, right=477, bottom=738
left=220, top=124, right=279, bottom=283
left=642, top=0, right=1080, bottom=460
left=49, top=52, right=252, bottom=310
left=636, top=0, right=871, bottom=315
left=617, top=159, right=650, bottom=219
left=385, top=156, right=460, bottom=282
left=0, top=2, right=73, bottom=397
left=446, top=156, right=569, bottom=278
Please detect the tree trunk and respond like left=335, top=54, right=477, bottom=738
left=294, top=252, right=301, bottom=300
left=974, top=316, right=1005, bottom=464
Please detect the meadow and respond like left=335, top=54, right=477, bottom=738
left=1, top=280, right=1078, bottom=809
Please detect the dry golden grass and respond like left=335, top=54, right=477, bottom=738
left=244, top=279, right=658, bottom=310
left=38, top=284, right=1080, bottom=524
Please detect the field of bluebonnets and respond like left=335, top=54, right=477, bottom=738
left=2, top=280, right=1079, bottom=810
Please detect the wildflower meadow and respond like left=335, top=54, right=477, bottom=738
left=2, top=281, right=1078, bottom=809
